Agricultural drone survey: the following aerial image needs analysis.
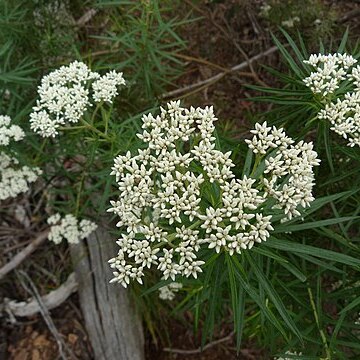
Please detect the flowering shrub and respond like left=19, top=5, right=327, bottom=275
left=303, top=53, right=360, bottom=147
left=108, top=102, right=320, bottom=287
left=3, top=23, right=360, bottom=357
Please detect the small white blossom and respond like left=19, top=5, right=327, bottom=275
left=281, top=17, right=300, bottom=28
left=0, top=116, right=41, bottom=201
left=260, top=3, right=271, bottom=17
left=303, top=53, right=357, bottom=96
left=275, top=350, right=303, bottom=360
left=0, top=115, right=25, bottom=146
left=47, top=213, right=97, bottom=244
left=92, top=70, right=126, bottom=103
left=247, top=123, right=320, bottom=221
left=303, top=53, right=360, bottom=147
left=159, top=282, right=183, bottom=301
left=0, top=153, right=42, bottom=201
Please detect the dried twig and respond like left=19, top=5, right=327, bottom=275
left=0, top=230, right=49, bottom=280
left=163, top=331, right=234, bottom=354
left=339, top=8, right=360, bottom=24
left=2, top=272, right=77, bottom=317
left=76, top=8, right=98, bottom=27
left=17, top=271, right=76, bottom=360
left=162, top=46, right=278, bottom=99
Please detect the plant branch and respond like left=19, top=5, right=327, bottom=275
left=0, top=230, right=49, bottom=280
left=1, top=272, right=77, bottom=317
left=162, top=46, right=278, bottom=99
left=163, top=331, right=234, bottom=354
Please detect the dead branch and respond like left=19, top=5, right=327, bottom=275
left=339, top=8, right=360, bottom=23
left=17, top=271, right=76, bottom=360
left=76, top=9, right=98, bottom=27
left=163, top=331, right=234, bottom=354
left=2, top=272, right=77, bottom=318
left=161, top=46, right=278, bottom=99
left=0, top=230, right=49, bottom=280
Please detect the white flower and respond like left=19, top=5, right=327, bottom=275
left=303, top=53, right=357, bottom=96
left=108, top=103, right=320, bottom=288
left=30, top=61, right=126, bottom=137
left=92, top=70, right=126, bottom=103
left=0, top=115, right=25, bottom=146
left=275, top=350, right=302, bottom=360
left=0, top=153, right=42, bottom=201
left=247, top=123, right=320, bottom=221
left=159, top=282, right=183, bottom=301
left=281, top=17, right=300, bottom=28
left=304, top=53, right=360, bottom=147
left=47, top=213, right=97, bottom=244
left=260, top=3, right=271, bottom=17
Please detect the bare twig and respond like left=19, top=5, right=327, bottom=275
left=1, top=273, right=77, bottom=318
left=162, top=46, right=278, bottom=99
left=0, top=230, right=49, bottom=280
left=76, top=9, right=98, bottom=27
left=339, top=8, right=360, bottom=24
left=17, top=271, right=76, bottom=360
left=163, top=331, right=234, bottom=354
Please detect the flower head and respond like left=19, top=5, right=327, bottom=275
left=108, top=103, right=320, bottom=287
left=30, top=61, right=125, bottom=137
left=303, top=53, right=360, bottom=147
left=0, top=115, right=25, bottom=146
left=47, top=213, right=97, bottom=244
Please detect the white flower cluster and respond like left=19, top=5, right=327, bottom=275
left=108, top=102, right=320, bottom=288
left=246, top=122, right=320, bottom=221
left=281, top=17, right=300, bottom=28
left=303, top=53, right=357, bottom=96
left=30, top=61, right=125, bottom=138
left=0, top=115, right=25, bottom=146
left=47, top=213, right=97, bottom=244
left=303, top=53, right=360, bottom=147
left=274, top=350, right=302, bottom=360
left=0, top=153, right=42, bottom=201
left=159, top=282, right=183, bottom=301
left=318, top=92, right=360, bottom=147
left=0, top=115, right=41, bottom=201
left=92, top=70, right=126, bottom=103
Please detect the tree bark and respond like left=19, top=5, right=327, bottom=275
left=70, top=228, right=144, bottom=360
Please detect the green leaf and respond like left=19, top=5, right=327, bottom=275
left=242, top=148, right=253, bottom=177
left=264, top=237, right=360, bottom=268
left=245, top=252, right=302, bottom=341
left=340, top=295, right=360, bottom=314
left=271, top=31, right=303, bottom=78
left=274, top=216, right=358, bottom=233
left=337, top=28, right=349, bottom=53
left=231, top=256, right=289, bottom=339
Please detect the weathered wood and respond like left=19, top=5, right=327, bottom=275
left=70, top=228, right=144, bottom=360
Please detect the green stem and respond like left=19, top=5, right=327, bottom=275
left=79, top=118, right=112, bottom=141
left=34, top=138, right=48, bottom=164
left=90, top=102, right=102, bottom=125
left=307, top=287, right=331, bottom=360
left=75, top=173, right=85, bottom=217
